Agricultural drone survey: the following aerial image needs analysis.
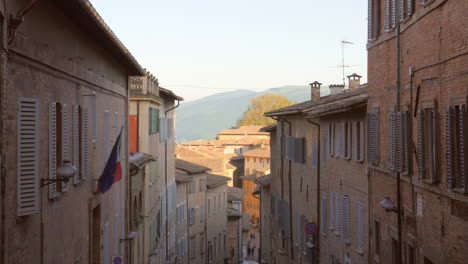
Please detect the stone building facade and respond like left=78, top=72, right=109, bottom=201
left=367, top=0, right=468, bottom=263
left=0, top=1, right=144, bottom=264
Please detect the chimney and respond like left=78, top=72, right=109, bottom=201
left=329, top=84, right=345, bottom=95
left=347, top=73, right=362, bottom=91
left=309, top=81, right=322, bottom=101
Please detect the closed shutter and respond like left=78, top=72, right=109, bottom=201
left=148, top=107, right=152, bottom=134
left=48, top=103, right=58, bottom=199
left=155, top=108, right=160, bottom=133
left=91, top=93, right=96, bottom=142
left=341, top=195, right=350, bottom=243
left=190, top=208, right=195, bottom=225
left=329, top=124, right=334, bottom=156
left=17, top=98, right=40, bottom=216
left=114, top=112, right=119, bottom=140
left=335, top=192, right=340, bottom=234
left=458, top=105, right=467, bottom=191
left=368, top=0, right=373, bottom=40
left=296, top=138, right=305, bottom=163
left=346, top=123, right=351, bottom=159
left=446, top=106, right=455, bottom=188
left=384, top=0, right=390, bottom=31
left=359, top=122, right=365, bottom=161
left=395, top=112, right=402, bottom=172
left=407, top=0, right=414, bottom=16
left=335, top=124, right=340, bottom=157
left=312, top=139, right=318, bottom=168
left=322, top=135, right=327, bottom=166
left=61, top=104, right=69, bottom=192
left=402, top=111, right=410, bottom=173
left=417, top=109, right=426, bottom=179
left=368, top=112, right=379, bottom=164
left=399, top=0, right=405, bottom=21
left=104, top=110, right=110, bottom=159
left=329, top=191, right=334, bottom=229
left=357, top=201, right=364, bottom=252
left=391, top=0, right=396, bottom=28
left=81, top=107, right=89, bottom=179
left=352, top=122, right=358, bottom=160
left=389, top=112, right=395, bottom=170
left=428, top=109, right=436, bottom=180
left=73, top=105, right=80, bottom=184
left=200, top=205, right=205, bottom=222
left=321, top=196, right=327, bottom=235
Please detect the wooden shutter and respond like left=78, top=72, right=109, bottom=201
left=368, top=0, right=373, bottom=40
left=428, top=109, right=436, bottom=181
left=346, top=123, right=351, bottom=159
left=384, top=0, right=390, bottom=31
left=329, top=191, right=334, bottom=229
left=48, top=102, right=58, bottom=199
left=148, top=107, right=153, bottom=134
left=17, top=98, right=40, bottom=216
left=155, top=108, right=160, bottom=133
left=81, top=107, right=89, bottom=179
left=402, top=111, right=410, bottom=173
left=391, top=0, right=396, bottom=28
left=322, top=135, right=327, bottom=166
left=352, top=122, right=358, bottom=160
left=417, top=109, right=426, bottom=179
left=335, top=192, right=340, bottom=234
left=321, top=196, right=327, bottom=235
left=407, top=0, right=414, bottom=16
left=357, top=201, right=364, bottom=252
left=104, top=110, right=110, bottom=159
left=200, top=205, right=205, bottom=222
left=91, top=93, right=96, bottom=142
left=388, top=112, right=395, bottom=170
left=458, top=105, right=467, bottom=191
left=395, top=112, right=403, bottom=172
left=368, top=112, right=379, bottom=164
left=73, top=105, right=80, bottom=184
left=446, top=106, right=455, bottom=188
left=359, top=122, right=365, bottom=161
left=399, top=0, right=405, bottom=21
left=61, top=104, right=69, bottom=192
left=341, top=195, right=350, bottom=243
left=312, top=139, right=318, bottom=168
left=329, top=124, right=334, bottom=156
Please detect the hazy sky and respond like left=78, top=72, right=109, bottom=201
left=91, top=0, right=368, bottom=101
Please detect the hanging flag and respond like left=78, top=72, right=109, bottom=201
left=98, top=128, right=123, bottom=194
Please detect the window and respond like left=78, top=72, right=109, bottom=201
left=388, top=111, right=410, bottom=173
left=368, top=0, right=381, bottom=40
left=201, top=236, right=205, bottom=255
left=200, top=205, right=205, bottom=222
left=329, top=191, right=334, bottom=230
left=345, top=123, right=351, bottom=159
left=418, top=107, right=437, bottom=182
left=321, top=196, right=327, bottom=236
left=356, top=201, right=364, bottom=252
left=199, top=179, right=206, bottom=192
left=329, top=123, right=335, bottom=156
left=335, top=192, right=340, bottom=235
left=189, top=208, right=195, bottom=225
left=322, top=135, right=328, bottom=166
left=190, top=180, right=197, bottom=193
left=446, top=104, right=467, bottom=192
left=190, top=237, right=196, bottom=258
left=368, top=112, right=380, bottom=165
left=352, top=122, right=365, bottom=162
left=408, top=244, right=415, bottom=264
left=286, top=136, right=305, bottom=163
left=312, top=139, right=318, bottom=168
left=17, top=98, right=40, bottom=216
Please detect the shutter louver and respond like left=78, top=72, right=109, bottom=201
left=321, top=196, right=327, bottom=235
left=335, top=192, right=340, bottom=234
left=352, top=122, right=358, bottom=160
left=73, top=105, right=80, bottom=184
left=459, top=105, right=467, bottom=191
left=17, top=98, right=40, bottom=216
left=322, top=135, right=328, bottom=166
left=329, top=191, right=334, bottom=229
left=329, top=124, right=334, bottom=156
left=399, top=0, right=405, bottom=21
left=82, top=107, right=89, bottom=179
left=402, top=111, right=410, bottom=173
left=407, top=0, right=414, bottom=16
left=62, top=104, right=69, bottom=192
left=389, top=112, right=395, bottom=169
left=341, top=196, right=350, bottom=243
left=346, top=123, right=351, bottom=159
left=368, top=113, right=379, bottom=164
left=395, top=112, right=402, bottom=172
left=360, top=122, right=365, bottom=161
left=114, top=112, right=119, bottom=139
left=428, top=109, right=436, bottom=181
left=384, top=0, right=390, bottom=31
left=357, top=201, right=364, bottom=252
left=48, top=103, right=58, bottom=199
left=417, top=109, right=425, bottom=179
left=368, top=0, right=373, bottom=40
left=149, top=108, right=152, bottom=134
left=446, top=106, right=455, bottom=188
left=104, top=110, right=110, bottom=159
left=391, top=0, right=396, bottom=28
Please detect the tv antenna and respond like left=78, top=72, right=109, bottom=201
left=340, top=40, right=354, bottom=87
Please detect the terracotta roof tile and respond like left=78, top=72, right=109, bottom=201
left=227, top=187, right=245, bottom=201
left=242, top=148, right=270, bottom=158
left=176, top=159, right=210, bottom=174
left=206, top=174, right=231, bottom=188
left=217, top=126, right=269, bottom=136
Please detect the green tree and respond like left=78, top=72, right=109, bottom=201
left=237, top=94, right=297, bottom=126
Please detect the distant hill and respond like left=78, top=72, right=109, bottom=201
left=176, top=86, right=312, bottom=142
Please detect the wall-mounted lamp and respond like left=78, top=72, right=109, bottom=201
left=380, top=197, right=398, bottom=214
left=41, top=160, right=77, bottom=187
left=120, top=231, right=136, bottom=243
left=306, top=237, right=315, bottom=249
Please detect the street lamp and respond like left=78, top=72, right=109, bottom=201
left=41, top=160, right=77, bottom=187
left=120, top=231, right=137, bottom=243
left=380, top=197, right=398, bottom=214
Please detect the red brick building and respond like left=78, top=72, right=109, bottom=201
left=367, top=0, right=468, bottom=263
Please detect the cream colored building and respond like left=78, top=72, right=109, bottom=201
left=226, top=187, right=245, bottom=264
left=175, top=173, right=191, bottom=264
left=206, top=174, right=230, bottom=264
left=0, top=1, right=145, bottom=263
left=129, top=73, right=183, bottom=264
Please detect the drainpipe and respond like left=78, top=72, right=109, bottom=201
left=395, top=0, right=403, bottom=263
left=136, top=101, right=140, bottom=152
left=280, top=118, right=294, bottom=261
left=186, top=181, right=190, bottom=264
left=164, top=99, right=180, bottom=261
left=306, top=118, right=320, bottom=264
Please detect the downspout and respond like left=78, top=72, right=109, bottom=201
left=306, top=118, right=320, bottom=264
left=186, top=182, right=190, bottom=264
left=395, top=1, right=403, bottom=263
left=281, top=118, right=294, bottom=261
left=164, top=99, right=180, bottom=260
left=136, top=101, right=140, bottom=152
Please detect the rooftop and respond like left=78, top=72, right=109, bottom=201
left=176, top=159, right=210, bottom=174
left=206, top=174, right=231, bottom=188
left=175, top=174, right=193, bottom=183
left=260, top=124, right=277, bottom=132
left=264, top=86, right=368, bottom=117
left=159, top=87, right=184, bottom=101
left=243, top=148, right=270, bottom=158
left=227, top=187, right=245, bottom=201
left=217, top=126, right=270, bottom=136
